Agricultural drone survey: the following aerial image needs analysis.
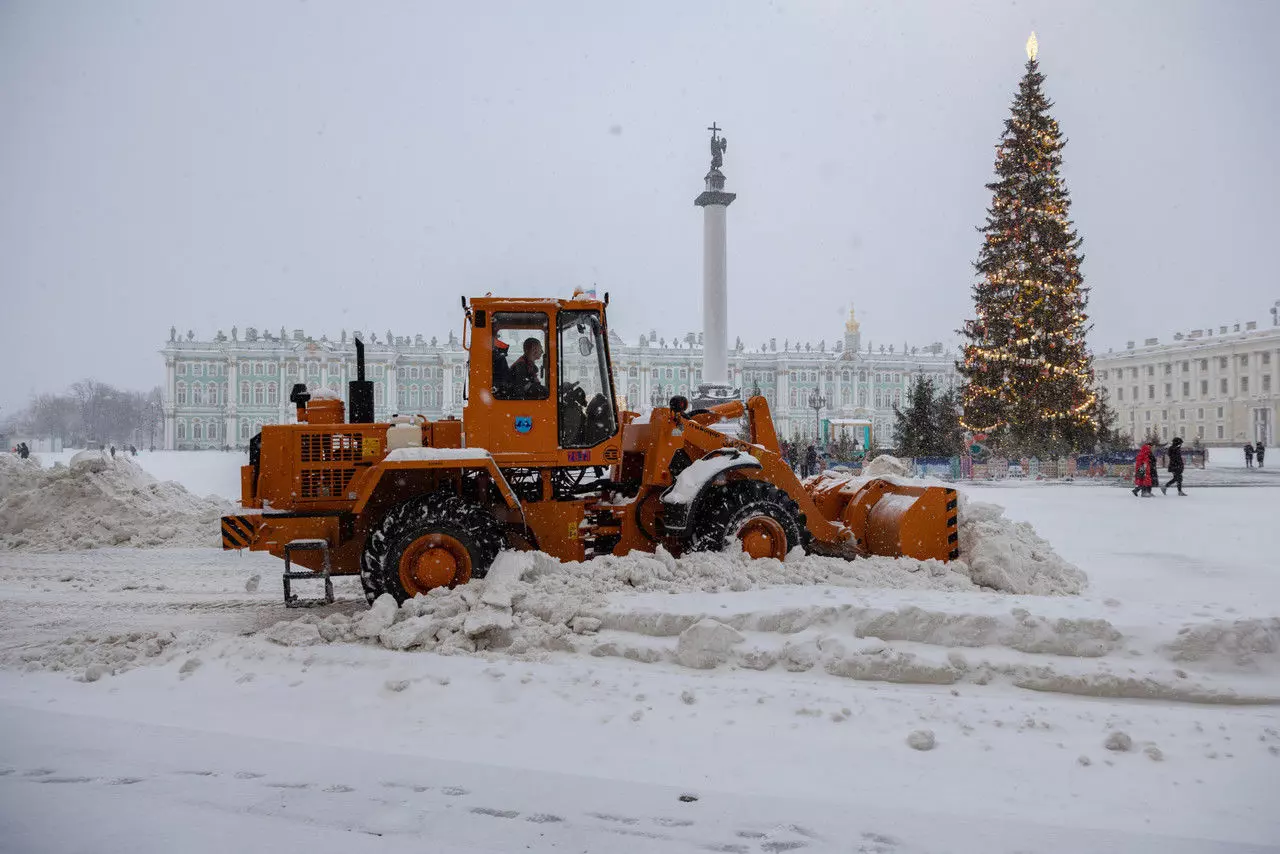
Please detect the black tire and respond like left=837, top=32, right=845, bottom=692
left=360, top=493, right=505, bottom=604
left=687, top=479, right=806, bottom=559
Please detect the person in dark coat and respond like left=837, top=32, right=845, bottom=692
left=803, top=445, right=818, bottom=479
left=1256, top=441, right=1266, bottom=468
left=507, top=338, right=545, bottom=399
left=1244, top=443, right=1254, bottom=468
left=1161, top=436, right=1187, bottom=496
left=1132, top=443, right=1155, bottom=496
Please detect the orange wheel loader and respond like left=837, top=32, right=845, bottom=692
left=221, top=294, right=958, bottom=607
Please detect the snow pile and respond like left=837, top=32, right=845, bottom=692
left=956, top=500, right=1087, bottom=595
left=0, top=453, right=231, bottom=551
left=1163, top=618, right=1280, bottom=672
left=0, top=628, right=207, bottom=678
left=863, top=454, right=912, bottom=478
left=258, top=503, right=1086, bottom=664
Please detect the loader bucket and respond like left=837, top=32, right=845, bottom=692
left=808, top=476, right=959, bottom=562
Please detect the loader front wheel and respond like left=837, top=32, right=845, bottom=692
left=688, top=480, right=805, bottom=560
left=360, top=494, right=505, bottom=604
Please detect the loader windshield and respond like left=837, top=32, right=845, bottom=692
left=557, top=310, right=617, bottom=448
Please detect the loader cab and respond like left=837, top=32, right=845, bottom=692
left=464, top=296, right=621, bottom=466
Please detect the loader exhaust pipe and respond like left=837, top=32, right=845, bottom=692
left=348, top=336, right=375, bottom=424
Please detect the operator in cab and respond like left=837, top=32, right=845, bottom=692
left=506, top=337, right=546, bottom=399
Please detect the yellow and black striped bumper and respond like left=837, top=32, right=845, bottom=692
left=221, top=515, right=258, bottom=550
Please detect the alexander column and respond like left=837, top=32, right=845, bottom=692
left=693, top=123, right=739, bottom=409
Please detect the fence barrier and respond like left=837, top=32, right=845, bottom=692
left=823, top=449, right=1207, bottom=481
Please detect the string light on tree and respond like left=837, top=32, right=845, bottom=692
left=957, top=33, right=1104, bottom=453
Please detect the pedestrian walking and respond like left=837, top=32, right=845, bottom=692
left=1256, top=441, right=1266, bottom=468
left=109, top=445, right=116, bottom=459
left=1161, top=437, right=1187, bottom=496
left=1132, top=442, right=1155, bottom=497
left=1244, top=443, right=1254, bottom=468
left=803, top=445, right=818, bottom=479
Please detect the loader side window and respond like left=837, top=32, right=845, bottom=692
left=557, top=310, right=617, bottom=448
left=491, top=312, right=549, bottom=401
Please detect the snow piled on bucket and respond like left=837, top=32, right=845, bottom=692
left=0, top=454, right=231, bottom=551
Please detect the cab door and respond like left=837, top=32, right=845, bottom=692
left=464, top=308, right=559, bottom=462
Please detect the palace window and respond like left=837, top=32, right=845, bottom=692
left=193, top=421, right=203, bottom=440
left=1241, top=377, right=1249, bottom=393
left=254, top=382, right=265, bottom=405
left=191, top=383, right=203, bottom=406
left=177, top=421, right=186, bottom=440
left=1220, top=378, right=1228, bottom=394
left=176, top=383, right=187, bottom=405
left=267, top=382, right=278, bottom=405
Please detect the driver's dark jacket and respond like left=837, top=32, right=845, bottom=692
left=507, top=355, right=543, bottom=397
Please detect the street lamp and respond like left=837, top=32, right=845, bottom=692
left=807, top=388, right=827, bottom=446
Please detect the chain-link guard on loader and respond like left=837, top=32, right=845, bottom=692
left=360, top=493, right=506, bottom=604
left=687, top=479, right=808, bottom=559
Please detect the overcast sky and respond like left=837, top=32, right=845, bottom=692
left=2, top=0, right=1277, bottom=413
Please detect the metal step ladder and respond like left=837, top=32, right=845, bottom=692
left=282, top=539, right=335, bottom=608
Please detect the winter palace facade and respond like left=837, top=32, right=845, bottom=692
left=159, top=310, right=959, bottom=451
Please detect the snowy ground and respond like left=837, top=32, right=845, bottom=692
left=1, top=454, right=1278, bottom=852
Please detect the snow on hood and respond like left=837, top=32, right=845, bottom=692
left=307, top=388, right=342, bottom=400
left=384, top=447, right=493, bottom=463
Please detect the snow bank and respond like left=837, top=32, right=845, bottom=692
left=863, top=454, right=912, bottom=478
left=257, top=494, right=1087, bottom=665
left=0, top=454, right=232, bottom=551
left=956, top=500, right=1087, bottom=595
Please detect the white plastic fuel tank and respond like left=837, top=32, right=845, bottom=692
left=386, top=415, right=424, bottom=450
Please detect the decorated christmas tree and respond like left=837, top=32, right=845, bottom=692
left=958, top=33, right=1097, bottom=454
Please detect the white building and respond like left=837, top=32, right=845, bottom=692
left=1093, top=301, right=1280, bottom=448
left=160, top=312, right=958, bottom=451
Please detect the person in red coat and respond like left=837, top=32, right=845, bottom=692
left=1132, top=443, right=1155, bottom=497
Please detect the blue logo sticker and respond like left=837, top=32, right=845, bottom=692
left=514, top=416, right=533, bottom=434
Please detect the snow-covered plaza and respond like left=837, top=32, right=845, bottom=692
left=1, top=451, right=1277, bottom=853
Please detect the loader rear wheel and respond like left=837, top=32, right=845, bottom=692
left=688, top=480, right=805, bottom=560
left=360, top=494, right=505, bottom=604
